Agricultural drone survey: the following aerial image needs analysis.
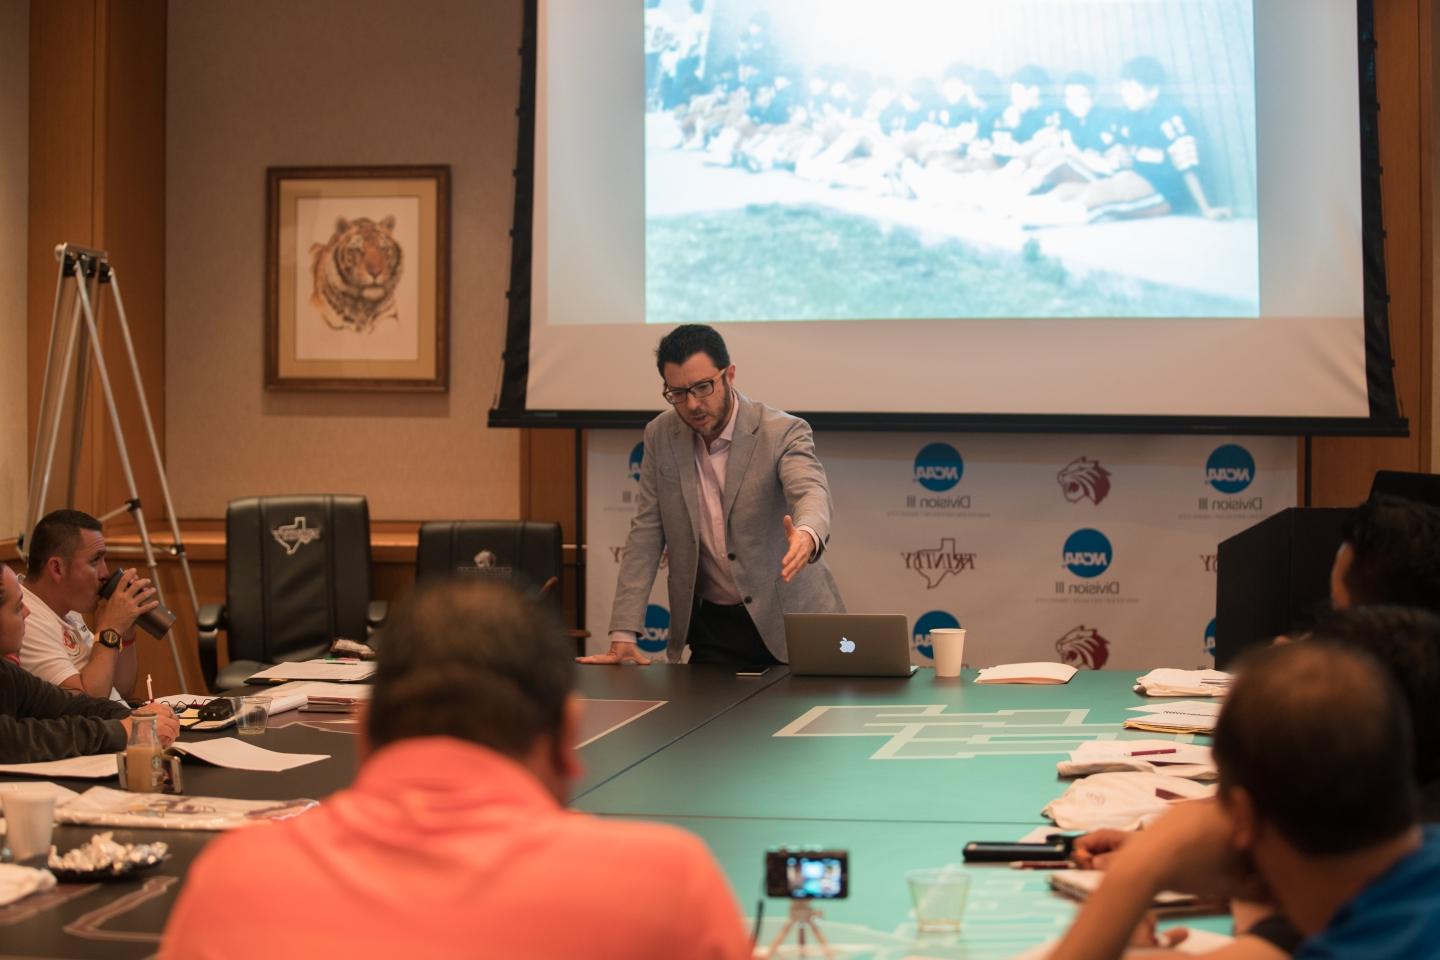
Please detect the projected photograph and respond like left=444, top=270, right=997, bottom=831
left=644, top=0, right=1259, bottom=323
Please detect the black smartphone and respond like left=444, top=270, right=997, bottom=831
left=962, top=839, right=1071, bottom=863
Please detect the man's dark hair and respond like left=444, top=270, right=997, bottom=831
left=1307, top=605, right=1440, bottom=786
left=655, top=324, right=730, bottom=377
left=366, top=580, right=574, bottom=757
left=26, top=509, right=102, bottom=579
left=1213, top=641, right=1418, bottom=856
left=1339, top=495, right=1440, bottom=612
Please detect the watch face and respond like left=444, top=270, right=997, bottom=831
left=99, top=630, right=122, bottom=649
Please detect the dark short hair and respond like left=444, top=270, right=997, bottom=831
left=655, top=324, right=730, bottom=377
left=1308, top=605, right=1440, bottom=785
left=1121, top=56, right=1167, bottom=90
left=26, top=509, right=102, bottom=579
left=1213, top=641, right=1418, bottom=856
left=1340, top=496, right=1440, bottom=612
left=365, top=580, right=574, bottom=757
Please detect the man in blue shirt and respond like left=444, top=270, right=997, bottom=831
left=1048, top=641, right=1440, bottom=960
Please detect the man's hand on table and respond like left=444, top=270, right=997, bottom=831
left=576, top=638, right=653, bottom=666
left=121, top=703, right=180, bottom=746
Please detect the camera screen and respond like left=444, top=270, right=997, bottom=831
left=766, top=850, right=848, bottom=899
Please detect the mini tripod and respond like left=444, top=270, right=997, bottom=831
left=763, top=901, right=834, bottom=959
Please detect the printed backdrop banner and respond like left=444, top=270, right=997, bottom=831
left=586, top=432, right=1297, bottom=670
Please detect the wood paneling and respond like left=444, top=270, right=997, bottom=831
left=27, top=0, right=166, bottom=534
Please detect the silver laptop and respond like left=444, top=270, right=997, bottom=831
left=785, top=614, right=918, bottom=678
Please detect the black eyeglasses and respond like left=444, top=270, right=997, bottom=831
left=661, top=372, right=725, bottom=405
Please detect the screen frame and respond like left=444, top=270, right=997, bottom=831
left=493, top=0, right=1406, bottom=438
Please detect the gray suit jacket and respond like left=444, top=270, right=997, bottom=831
left=609, top=393, right=845, bottom=662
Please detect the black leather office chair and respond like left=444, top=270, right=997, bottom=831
left=415, top=520, right=564, bottom=608
left=198, top=495, right=387, bottom=691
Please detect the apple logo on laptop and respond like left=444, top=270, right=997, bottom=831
left=839, top=637, right=856, bottom=654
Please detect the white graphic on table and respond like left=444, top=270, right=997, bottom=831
left=775, top=705, right=1193, bottom=760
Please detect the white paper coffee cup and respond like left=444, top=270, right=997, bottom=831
left=930, top=628, right=967, bottom=678
left=2, top=791, right=56, bottom=863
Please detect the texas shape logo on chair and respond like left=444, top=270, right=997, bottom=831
left=272, top=517, right=322, bottom=556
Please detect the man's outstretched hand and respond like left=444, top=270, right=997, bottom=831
left=780, top=515, right=815, bottom=582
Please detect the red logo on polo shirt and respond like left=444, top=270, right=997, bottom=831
left=62, top=627, right=81, bottom=653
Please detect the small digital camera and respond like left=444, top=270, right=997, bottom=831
left=764, top=848, right=848, bottom=899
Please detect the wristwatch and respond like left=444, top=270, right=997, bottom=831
left=97, top=629, right=123, bottom=650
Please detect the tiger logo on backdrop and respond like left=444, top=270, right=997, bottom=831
left=309, top=215, right=404, bottom=334
left=1055, top=625, right=1111, bottom=670
left=1057, top=457, right=1112, bottom=506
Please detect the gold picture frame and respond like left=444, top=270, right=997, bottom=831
left=266, top=165, right=449, bottom=391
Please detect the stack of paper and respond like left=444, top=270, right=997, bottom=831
left=1057, top=740, right=1216, bottom=780
left=54, top=786, right=318, bottom=831
left=1042, top=772, right=1215, bottom=831
left=248, top=660, right=375, bottom=683
left=276, top=680, right=373, bottom=713
left=1124, top=700, right=1223, bottom=735
left=975, top=662, right=1078, bottom=685
left=1135, top=668, right=1232, bottom=697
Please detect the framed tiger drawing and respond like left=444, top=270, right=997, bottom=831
left=267, top=165, right=450, bottom=391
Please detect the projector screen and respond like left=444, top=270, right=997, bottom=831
left=496, top=0, right=1403, bottom=433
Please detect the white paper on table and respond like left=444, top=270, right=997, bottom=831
left=1134, top=668, right=1232, bottom=697
left=171, top=738, right=329, bottom=772
left=0, top=755, right=118, bottom=779
left=248, top=660, right=375, bottom=683
left=54, top=786, right=318, bottom=831
left=0, top=863, right=56, bottom=908
left=269, top=681, right=373, bottom=702
left=976, top=662, right=1078, bottom=684
left=1127, top=700, right=1222, bottom=717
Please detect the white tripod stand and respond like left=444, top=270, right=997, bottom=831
left=22, top=243, right=198, bottom=692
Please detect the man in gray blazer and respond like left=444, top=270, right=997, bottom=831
left=580, top=325, right=844, bottom=666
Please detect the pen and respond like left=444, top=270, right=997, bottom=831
left=1011, top=861, right=1076, bottom=870
left=146, top=673, right=154, bottom=703
left=1130, top=748, right=1177, bottom=756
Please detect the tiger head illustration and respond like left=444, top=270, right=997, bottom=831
left=309, top=216, right=403, bottom=333
left=1055, top=625, right=1110, bottom=670
left=1057, top=457, right=1112, bottom=505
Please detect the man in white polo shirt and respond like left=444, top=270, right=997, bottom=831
left=19, top=509, right=157, bottom=701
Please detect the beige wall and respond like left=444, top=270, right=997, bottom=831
left=0, top=0, right=28, bottom=539
left=165, top=0, right=523, bottom=520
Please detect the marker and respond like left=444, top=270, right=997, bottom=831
left=1130, top=748, right=1177, bottom=757
left=146, top=673, right=154, bottom=703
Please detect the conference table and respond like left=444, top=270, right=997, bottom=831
left=1, top=667, right=1221, bottom=959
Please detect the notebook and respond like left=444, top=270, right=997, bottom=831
left=785, top=614, right=918, bottom=678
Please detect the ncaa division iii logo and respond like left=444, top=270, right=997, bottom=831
left=1205, top=444, right=1255, bottom=494
left=913, top=442, right=964, bottom=492
left=1062, top=528, right=1112, bottom=578
left=638, top=604, right=670, bottom=654
left=272, top=517, right=321, bottom=556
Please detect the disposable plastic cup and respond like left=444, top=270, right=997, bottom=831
left=906, top=866, right=971, bottom=932
left=236, top=696, right=271, bottom=736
